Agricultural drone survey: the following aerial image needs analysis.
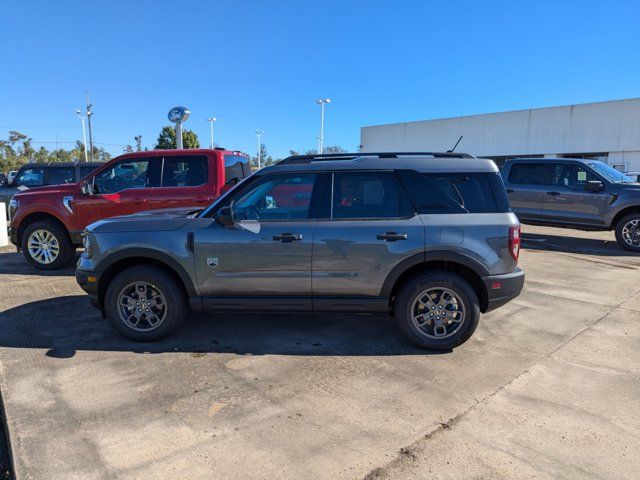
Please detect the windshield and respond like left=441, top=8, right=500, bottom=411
left=587, top=162, right=635, bottom=183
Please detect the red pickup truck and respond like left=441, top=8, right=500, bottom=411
left=9, top=148, right=250, bottom=269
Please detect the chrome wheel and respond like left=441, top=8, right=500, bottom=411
left=117, top=282, right=167, bottom=332
left=412, top=288, right=466, bottom=339
left=27, top=229, right=60, bottom=264
left=621, top=219, right=640, bottom=247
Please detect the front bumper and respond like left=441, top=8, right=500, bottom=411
left=9, top=227, right=18, bottom=247
left=482, top=268, right=525, bottom=312
left=76, top=268, right=101, bottom=310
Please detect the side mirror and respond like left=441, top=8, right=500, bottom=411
left=215, top=205, right=235, bottom=227
left=80, top=180, right=94, bottom=196
left=585, top=180, right=604, bottom=192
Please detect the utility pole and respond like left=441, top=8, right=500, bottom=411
left=75, top=109, right=89, bottom=162
left=207, top=117, right=217, bottom=148
left=316, top=98, right=331, bottom=154
left=86, top=91, right=94, bottom=161
left=255, top=130, right=264, bottom=169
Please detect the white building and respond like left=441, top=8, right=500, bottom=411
left=360, top=98, right=640, bottom=172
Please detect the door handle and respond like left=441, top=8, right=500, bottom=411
left=195, top=196, right=208, bottom=203
left=132, top=198, right=144, bottom=205
left=377, top=232, right=408, bottom=241
left=506, top=189, right=514, bottom=193
left=273, top=233, right=302, bottom=242
left=546, top=191, right=560, bottom=196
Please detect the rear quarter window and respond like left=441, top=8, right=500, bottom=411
left=508, top=163, right=547, bottom=185
left=224, top=155, right=251, bottom=183
left=397, top=170, right=507, bottom=214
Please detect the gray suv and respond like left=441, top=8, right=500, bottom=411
left=76, top=152, right=524, bottom=350
left=501, top=158, right=640, bottom=251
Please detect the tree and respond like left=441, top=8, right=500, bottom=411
left=124, top=145, right=134, bottom=153
left=323, top=145, right=347, bottom=154
left=251, top=143, right=274, bottom=169
left=155, top=126, right=200, bottom=149
left=288, top=150, right=300, bottom=156
left=134, top=135, right=143, bottom=152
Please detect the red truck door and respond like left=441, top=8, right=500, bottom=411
left=75, top=155, right=160, bottom=226
left=145, top=153, right=216, bottom=211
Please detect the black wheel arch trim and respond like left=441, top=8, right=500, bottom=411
left=380, top=251, right=491, bottom=298
left=97, top=248, right=198, bottom=298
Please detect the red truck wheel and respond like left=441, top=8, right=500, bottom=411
left=21, top=220, right=76, bottom=270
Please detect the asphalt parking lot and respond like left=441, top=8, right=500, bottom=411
left=0, top=224, right=639, bottom=479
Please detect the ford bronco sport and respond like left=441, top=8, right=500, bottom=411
left=9, top=148, right=250, bottom=269
left=76, top=152, right=524, bottom=350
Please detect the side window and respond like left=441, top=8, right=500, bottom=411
left=331, top=171, right=413, bottom=219
left=47, top=167, right=75, bottom=185
left=93, top=158, right=155, bottom=194
left=508, top=163, right=547, bottom=185
left=15, top=167, right=45, bottom=187
left=232, top=173, right=316, bottom=221
left=550, top=164, right=597, bottom=190
left=397, top=171, right=501, bottom=214
left=80, top=165, right=100, bottom=179
left=161, top=156, right=208, bottom=187
left=224, top=155, right=251, bottom=183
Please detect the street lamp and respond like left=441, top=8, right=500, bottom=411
left=207, top=117, right=217, bottom=149
left=75, top=109, right=88, bottom=162
left=255, top=130, right=264, bottom=169
left=316, top=98, right=331, bottom=154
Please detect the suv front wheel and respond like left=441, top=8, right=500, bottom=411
left=104, top=265, right=188, bottom=341
left=21, top=220, right=76, bottom=270
left=615, top=213, right=640, bottom=252
left=394, top=271, right=480, bottom=350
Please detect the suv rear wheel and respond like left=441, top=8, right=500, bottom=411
left=21, top=220, right=75, bottom=270
left=394, top=271, right=480, bottom=350
left=615, top=213, right=640, bottom=252
left=104, top=265, right=188, bottom=341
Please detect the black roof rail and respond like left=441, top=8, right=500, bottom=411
left=278, top=151, right=475, bottom=165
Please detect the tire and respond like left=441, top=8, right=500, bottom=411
left=393, top=270, right=480, bottom=350
left=21, top=220, right=76, bottom=270
left=615, top=213, right=640, bottom=252
left=104, top=265, right=188, bottom=341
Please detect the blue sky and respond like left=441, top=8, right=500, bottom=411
left=1, top=0, right=639, bottom=159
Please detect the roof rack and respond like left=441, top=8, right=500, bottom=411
left=278, top=151, right=475, bottom=165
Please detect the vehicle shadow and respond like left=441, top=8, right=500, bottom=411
left=0, top=249, right=78, bottom=277
left=522, top=232, right=639, bottom=258
left=0, top=295, right=443, bottom=357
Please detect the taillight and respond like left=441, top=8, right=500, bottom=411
left=509, top=225, right=521, bottom=262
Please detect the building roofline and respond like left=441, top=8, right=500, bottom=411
left=361, top=97, right=640, bottom=131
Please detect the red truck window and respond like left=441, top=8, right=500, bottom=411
left=161, top=156, right=208, bottom=187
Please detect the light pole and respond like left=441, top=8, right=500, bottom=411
left=75, top=109, right=88, bottom=162
left=207, top=117, right=217, bottom=149
left=85, top=92, right=94, bottom=161
left=316, top=98, right=331, bottom=153
left=255, top=130, right=264, bottom=169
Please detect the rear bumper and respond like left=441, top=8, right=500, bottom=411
left=482, top=268, right=525, bottom=312
left=76, top=268, right=101, bottom=310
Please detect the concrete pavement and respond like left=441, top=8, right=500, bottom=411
left=0, top=225, right=638, bottom=479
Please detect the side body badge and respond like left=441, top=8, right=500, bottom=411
left=207, top=257, right=219, bottom=268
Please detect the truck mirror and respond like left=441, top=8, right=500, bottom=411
left=215, top=205, right=235, bottom=227
left=80, top=180, right=93, bottom=196
left=584, top=180, right=604, bottom=192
